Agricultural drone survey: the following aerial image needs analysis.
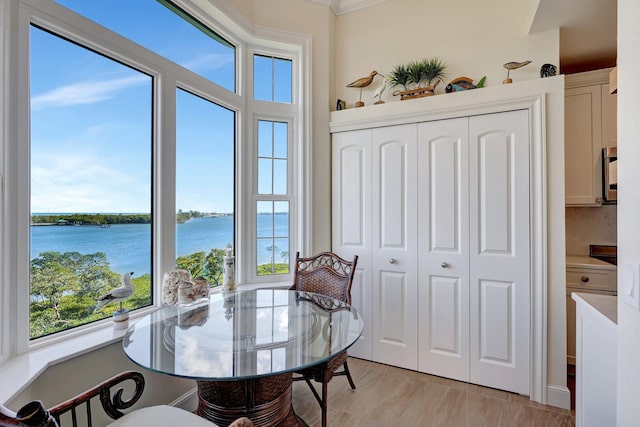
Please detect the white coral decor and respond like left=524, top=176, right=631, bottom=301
left=162, top=269, right=192, bottom=305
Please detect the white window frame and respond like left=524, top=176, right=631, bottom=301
left=0, top=0, right=311, bottom=364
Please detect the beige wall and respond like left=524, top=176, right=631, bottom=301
left=8, top=343, right=195, bottom=424
left=617, top=0, right=640, bottom=423
left=334, top=0, right=559, bottom=108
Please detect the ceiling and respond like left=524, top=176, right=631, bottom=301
left=308, top=0, right=617, bottom=74
left=530, top=0, right=617, bottom=73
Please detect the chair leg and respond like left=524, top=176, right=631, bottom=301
left=343, top=360, right=356, bottom=389
left=321, top=380, right=328, bottom=427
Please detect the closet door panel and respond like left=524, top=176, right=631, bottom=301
left=371, top=124, right=418, bottom=370
left=417, top=118, right=470, bottom=381
left=332, top=130, right=372, bottom=359
left=469, top=110, right=530, bottom=395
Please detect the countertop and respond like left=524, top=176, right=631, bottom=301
left=572, top=292, right=617, bottom=325
left=567, top=255, right=617, bottom=271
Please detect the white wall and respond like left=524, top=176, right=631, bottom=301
left=334, top=0, right=559, bottom=108
left=616, top=0, right=640, bottom=424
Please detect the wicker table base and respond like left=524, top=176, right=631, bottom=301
left=196, top=373, right=307, bottom=427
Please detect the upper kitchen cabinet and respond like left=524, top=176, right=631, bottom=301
left=565, top=68, right=617, bottom=206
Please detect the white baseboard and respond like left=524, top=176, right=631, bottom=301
left=170, top=387, right=199, bottom=412
left=547, top=384, right=571, bottom=410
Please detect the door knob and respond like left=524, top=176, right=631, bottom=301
left=389, top=258, right=397, bottom=264
left=441, top=262, right=449, bottom=268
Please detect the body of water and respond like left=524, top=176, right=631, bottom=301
left=30, top=214, right=289, bottom=275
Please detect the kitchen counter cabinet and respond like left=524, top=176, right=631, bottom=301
left=566, top=258, right=616, bottom=365
left=572, top=292, right=617, bottom=427
left=565, top=68, right=616, bottom=206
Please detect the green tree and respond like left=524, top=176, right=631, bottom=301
left=204, top=248, right=226, bottom=287
left=30, top=252, right=81, bottom=321
left=176, top=251, right=206, bottom=277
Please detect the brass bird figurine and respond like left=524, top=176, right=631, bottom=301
left=503, top=60, right=531, bottom=84
left=347, top=70, right=381, bottom=107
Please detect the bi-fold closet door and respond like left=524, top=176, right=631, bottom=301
left=331, top=110, right=530, bottom=395
left=417, top=110, right=531, bottom=395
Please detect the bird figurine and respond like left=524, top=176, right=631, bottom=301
left=347, top=70, right=381, bottom=107
left=96, top=271, right=135, bottom=312
left=445, top=76, right=486, bottom=93
left=373, top=80, right=387, bottom=104
left=503, top=60, right=531, bottom=84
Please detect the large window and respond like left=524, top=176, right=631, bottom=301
left=29, top=25, right=153, bottom=338
left=5, top=0, right=304, bottom=350
left=175, top=88, right=235, bottom=287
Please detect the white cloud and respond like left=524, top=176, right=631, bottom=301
left=181, top=53, right=234, bottom=74
left=31, top=149, right=150, bottom=213
left=31, top=75, right=148, bottom=111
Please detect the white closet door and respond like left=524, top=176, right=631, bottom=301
left=417, top=117, right=470, bottom=381
left=371, top=124, right=418, bottom=369
left=331, top=130, right=373, bottom=360
left=469, top=110, right=530, bottom=395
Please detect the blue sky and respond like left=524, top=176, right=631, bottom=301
left=30, top=0, right=237, bottom=214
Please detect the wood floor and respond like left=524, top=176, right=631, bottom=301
left=292, top=358, right=575, bottom=427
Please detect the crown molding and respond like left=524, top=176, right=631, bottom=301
left=305, top=0, right=387, bottom=15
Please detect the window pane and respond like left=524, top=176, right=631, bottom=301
left=29, top=26, right=152, bottom=339
left=176, top=88, right=235, bottom=288
left=257, top=202, right=289, bottom=276
left=273, top=160, right=287, bottom=195
left=253, top=55, right=272, bottom=102
left=258, top=120, right=273, bottom=157
left=273, top=122, right=287, bottom=158
left=274, top=58, right=292, bottom=103
left=258, top=158, right=273, bottom=195
left=257, top=201, right=273, bottom=238
left=55, top=0, right=235, bottom=92
left=254, top=54, right=292, bottom=104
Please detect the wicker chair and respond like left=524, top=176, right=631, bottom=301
left=0, top=371, right=252, bottom=427
left=289, top=251, right=358, bottom=427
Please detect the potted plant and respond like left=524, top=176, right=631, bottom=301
left=388, top=57, right=447, bottom=100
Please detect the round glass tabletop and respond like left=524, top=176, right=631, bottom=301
left=122, top=289, right=363, bottom=381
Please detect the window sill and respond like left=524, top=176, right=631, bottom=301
left=0, top=318, right=131, bottom=405
left=0, top=283, right=291, bottom=405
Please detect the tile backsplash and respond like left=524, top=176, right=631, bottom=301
left=566, top=205, right=617, bottom=256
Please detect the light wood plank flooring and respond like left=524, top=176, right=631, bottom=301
left=292, top=358, right=575, bottom=427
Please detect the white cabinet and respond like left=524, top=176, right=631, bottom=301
left=332, top=110, right=531, bottom=394
left=573, top=293, right=617, bottom=427
left=565, top=68, right=616, bottom=206
left=565, top=262, right=617, bottom=366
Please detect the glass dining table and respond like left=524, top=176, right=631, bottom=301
left=122, top=288, right=363, bottom=427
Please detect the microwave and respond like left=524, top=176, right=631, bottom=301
left=602, top=147, right=617, bottom=203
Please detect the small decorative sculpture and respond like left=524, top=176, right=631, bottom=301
left=222, top=243, right=236, bottom=291
left=162, top=269, right=192, bottom=304
left=540, top=63, right=558, bottom=78
left=347, top=70, right=381, bottom=107
left=95, top=272, right=135, bottom=330
left=336, top=99, right=346, bottom=110
left=445, top=76, right=486, bottom=93
left=373, top=80, right=387, bottom=104
left=503, top=60, right=532, bottom=84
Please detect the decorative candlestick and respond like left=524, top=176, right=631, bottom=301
left=222, top=243, right=236, bottom=291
